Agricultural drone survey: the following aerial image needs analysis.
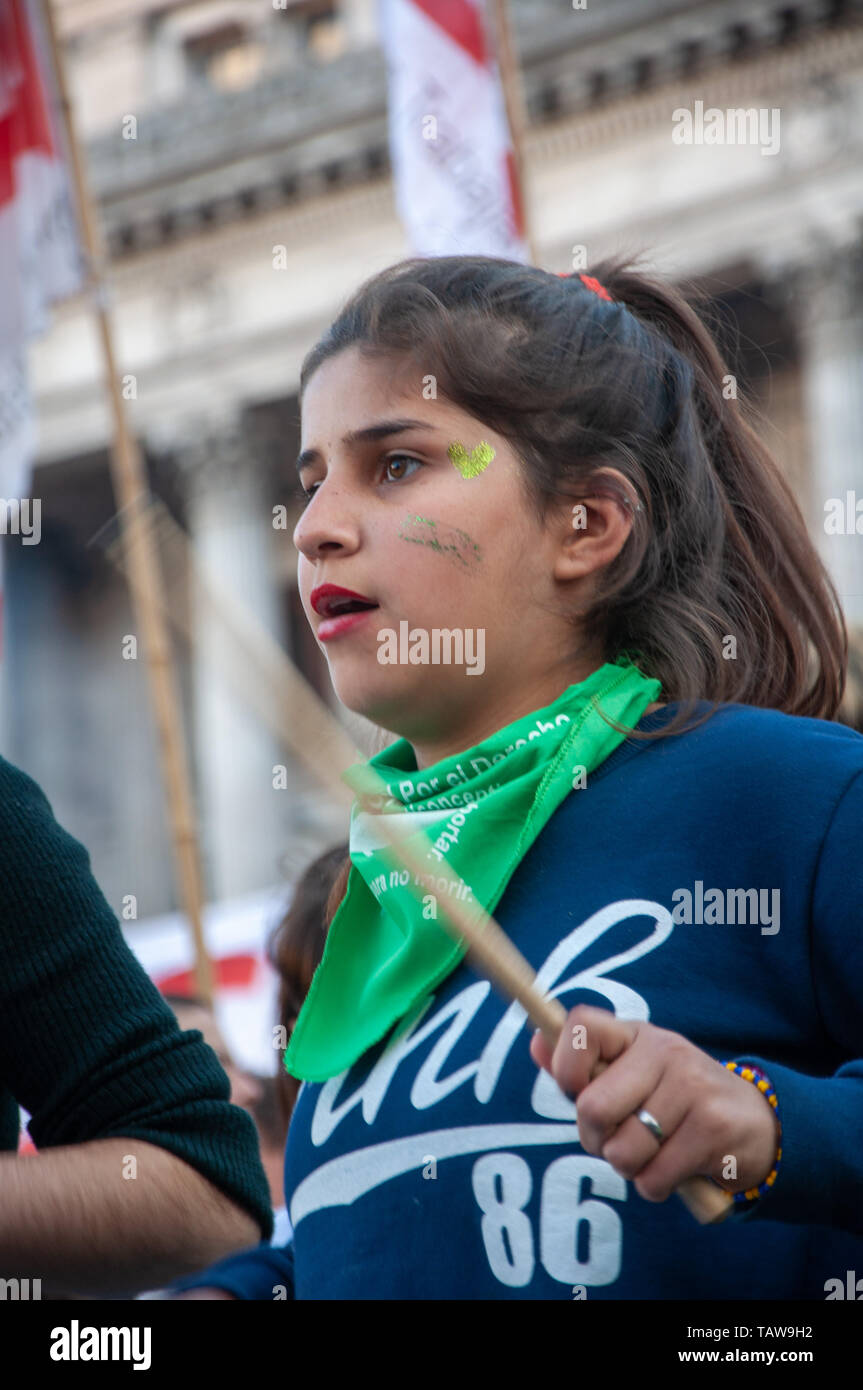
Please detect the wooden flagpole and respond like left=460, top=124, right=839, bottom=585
left=39, top=0, right=214, bottom=1005
left=489, top=0, right=538, bottom=265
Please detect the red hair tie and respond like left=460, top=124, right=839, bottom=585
left=578, top=273, right=613, bottom=301
left=555, top=270, right=614, bottom=302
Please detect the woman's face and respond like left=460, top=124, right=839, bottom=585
left=293, top=346, right=609, bottom=755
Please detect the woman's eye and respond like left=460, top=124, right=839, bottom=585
left=384, top=454, right=423, bottom=483
left=300, top=454, right=421, bottom=503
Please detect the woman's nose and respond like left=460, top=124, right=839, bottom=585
left=293, top=482, right=360, bottom=559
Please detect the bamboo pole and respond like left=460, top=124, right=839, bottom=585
left=489, top=0, right=538, bottom=265
left=40, top=0, right=214, bottom=1005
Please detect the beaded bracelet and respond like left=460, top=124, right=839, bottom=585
left=721, top=1061, right=783, bottom=1204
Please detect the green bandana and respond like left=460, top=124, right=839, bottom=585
left=284, top=657, right=660, bottom=1081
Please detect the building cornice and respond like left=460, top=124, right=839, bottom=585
left=81, top=2, right=863, bottom=258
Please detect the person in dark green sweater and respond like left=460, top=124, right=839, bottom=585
left=0, top=755, right=274, bottom=1297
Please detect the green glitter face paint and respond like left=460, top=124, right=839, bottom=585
left=397, top=514, right=482, bottom=570
left=447, top=440, right=495, bottom=479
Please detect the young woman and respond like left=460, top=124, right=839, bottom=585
left=175, top=254, right=863, bottom=1300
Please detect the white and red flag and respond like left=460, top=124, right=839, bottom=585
left=379, top=0, right=529, bottom=260
left=0, top=0, right=84, bottom=658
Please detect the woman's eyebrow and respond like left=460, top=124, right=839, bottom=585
left=295, top=418, right=438, bottom=474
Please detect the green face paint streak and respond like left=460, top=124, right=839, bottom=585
left=397, top=514, right=482, bottom=570
left=447, top=440, right=495, bottom=479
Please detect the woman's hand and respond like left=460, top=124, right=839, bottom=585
left=529, top=1004, right=780, bottom=1201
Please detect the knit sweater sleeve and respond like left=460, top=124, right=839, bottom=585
left=0, top=756, right=274, bottom=1241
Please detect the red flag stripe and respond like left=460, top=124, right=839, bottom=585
left=410, top=0, right=488, bottom=68
left=155, top=952, right=259, bottom=997
left=0, top=0, right=57, bottom=208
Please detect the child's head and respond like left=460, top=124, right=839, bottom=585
left=294, top=254, right=845, bottom=744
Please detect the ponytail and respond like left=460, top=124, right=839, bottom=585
left=574, top=254, right=846, bottom=721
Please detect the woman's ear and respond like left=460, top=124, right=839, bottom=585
left=552, top=470, right=638, bottom=584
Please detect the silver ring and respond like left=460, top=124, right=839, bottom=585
left=636, top=1108, right=664, bottom=1143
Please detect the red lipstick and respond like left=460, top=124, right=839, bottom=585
left=310, top=584, right=379, bottom=643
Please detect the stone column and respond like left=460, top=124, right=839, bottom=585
left=171, top=411, right=289, bottom=904
left=788, top=247, right=863, bottom=627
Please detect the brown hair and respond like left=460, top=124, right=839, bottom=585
left=268, top=842, right=348, bottom=1122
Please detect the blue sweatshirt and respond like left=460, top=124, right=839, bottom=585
left=173, top=701, right=863, bottom=1299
